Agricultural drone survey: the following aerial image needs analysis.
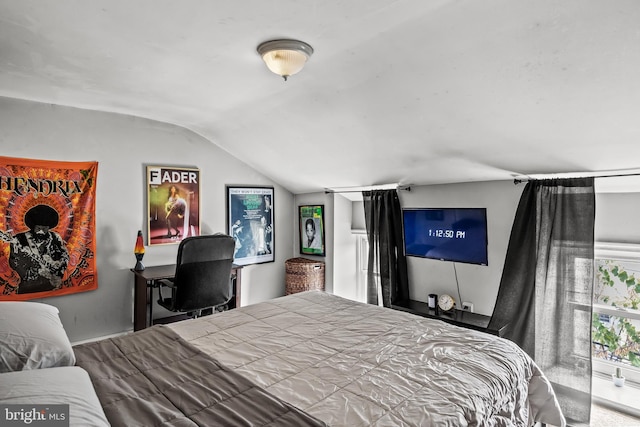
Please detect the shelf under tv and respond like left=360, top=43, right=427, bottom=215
left=391, top=299, right=507, bottom=337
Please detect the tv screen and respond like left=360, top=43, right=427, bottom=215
left=402, top=208, right=488, bottom=265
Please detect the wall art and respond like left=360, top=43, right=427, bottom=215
left=0, top=156, right=98, bottom=300
left=147, top=166, right=200, bottom=245
left=226, top=186, right=274, bottom=266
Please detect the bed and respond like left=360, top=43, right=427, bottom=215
left=0, top=291, right=566, bottom=426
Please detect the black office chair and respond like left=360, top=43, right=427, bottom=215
left=157, top=233, right=235, bottom=318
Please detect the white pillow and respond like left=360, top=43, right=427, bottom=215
left=0, top=301, right=75, bottom=373
left=0, top=366, right=110, bottom=426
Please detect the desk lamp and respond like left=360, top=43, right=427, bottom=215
left=134, top=230, right=145, bottom=271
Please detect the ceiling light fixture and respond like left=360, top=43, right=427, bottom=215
left=257, top=39, right=314, bottom=81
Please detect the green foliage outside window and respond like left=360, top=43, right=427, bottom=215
left=592, top=260, right=640, bottom=367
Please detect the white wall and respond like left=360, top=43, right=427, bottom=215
left=332, top=194, right=358, bottom=300
left=0, top=97, right=294, bottom=342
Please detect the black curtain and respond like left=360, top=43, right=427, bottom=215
left=362, top=189, right=409, bottom=307
left=489, top=178, right=595, bottom=426
left=488, top=182, right=538, bottom=355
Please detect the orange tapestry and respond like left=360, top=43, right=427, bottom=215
left=0, top=156, right=98, bottom=300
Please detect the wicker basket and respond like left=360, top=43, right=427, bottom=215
left=285, top=257, right=325, bottom=295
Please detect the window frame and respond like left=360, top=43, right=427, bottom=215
left=593, top=242, right=640, bottom=384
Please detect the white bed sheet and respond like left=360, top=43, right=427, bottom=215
left=0, top=366, right=110, bottom=427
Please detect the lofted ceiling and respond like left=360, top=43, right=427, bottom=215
left=2, top=0, right=640, bottom=196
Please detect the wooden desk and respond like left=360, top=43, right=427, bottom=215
left=131, top=264, right=242, bottom=331
left=391, top=299, right=507, bottom=337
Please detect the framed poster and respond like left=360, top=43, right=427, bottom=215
left=147, top=166, right=200, bottom=246
left=299, top=205, right=325, bottom=256
left=0, top=156, right=98, bottom=300
left=226, top=186, right=274, bottom=266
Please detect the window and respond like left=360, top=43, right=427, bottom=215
left=593, top=243, right=640, bottom=384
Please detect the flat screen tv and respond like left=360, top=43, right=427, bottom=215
left=402, top=208, right=488, bottom=265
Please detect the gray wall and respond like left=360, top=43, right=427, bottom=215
left=0, top=97, right=294, bottom=342
left=351, top=182, right=640, bottom=316
left=349, top=182, right=522, bottom=315
left=4, top=95, right=636, bottom=341
left=595, top=192, right=640, bottom=243
left=292, top=192, right=358, bottom=299
left=292, top=192, right=334, bottom=294
left=399, top=181, right=522, bottom=316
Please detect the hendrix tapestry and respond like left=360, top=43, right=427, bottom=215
left=0, top=156, right=98, bottom=301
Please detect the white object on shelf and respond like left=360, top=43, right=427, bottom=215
left=612, top=374, right=626, bottom=387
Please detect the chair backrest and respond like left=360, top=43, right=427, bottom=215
left=172, top=234, right=235, bottom=312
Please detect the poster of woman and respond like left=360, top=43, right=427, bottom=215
left=147, top=166, right=200, bottom=245
left=299, top=205, right=325, bottom=256
left=226, top=186, right=274, bottom=266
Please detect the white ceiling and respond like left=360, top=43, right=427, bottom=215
left=2, top=0, right=640, bottom=195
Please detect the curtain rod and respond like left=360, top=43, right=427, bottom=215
left=514, top=171, right=640, bottom=185
left=325, top=185, right=412, bottom=194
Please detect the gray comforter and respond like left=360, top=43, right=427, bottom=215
left=169, top=291, right=566, bottom=427
left=74, top=326, right=327, bottom=426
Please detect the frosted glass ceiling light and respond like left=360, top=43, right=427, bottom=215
left=257, top=39, right=313, bottom=81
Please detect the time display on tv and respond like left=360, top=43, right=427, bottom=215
left=428, top=229, right=468, bottom=239
left=402, top=208, right=488, bottom=265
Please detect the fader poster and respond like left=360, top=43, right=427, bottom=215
left=147, top=166, right=200, bottom=245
